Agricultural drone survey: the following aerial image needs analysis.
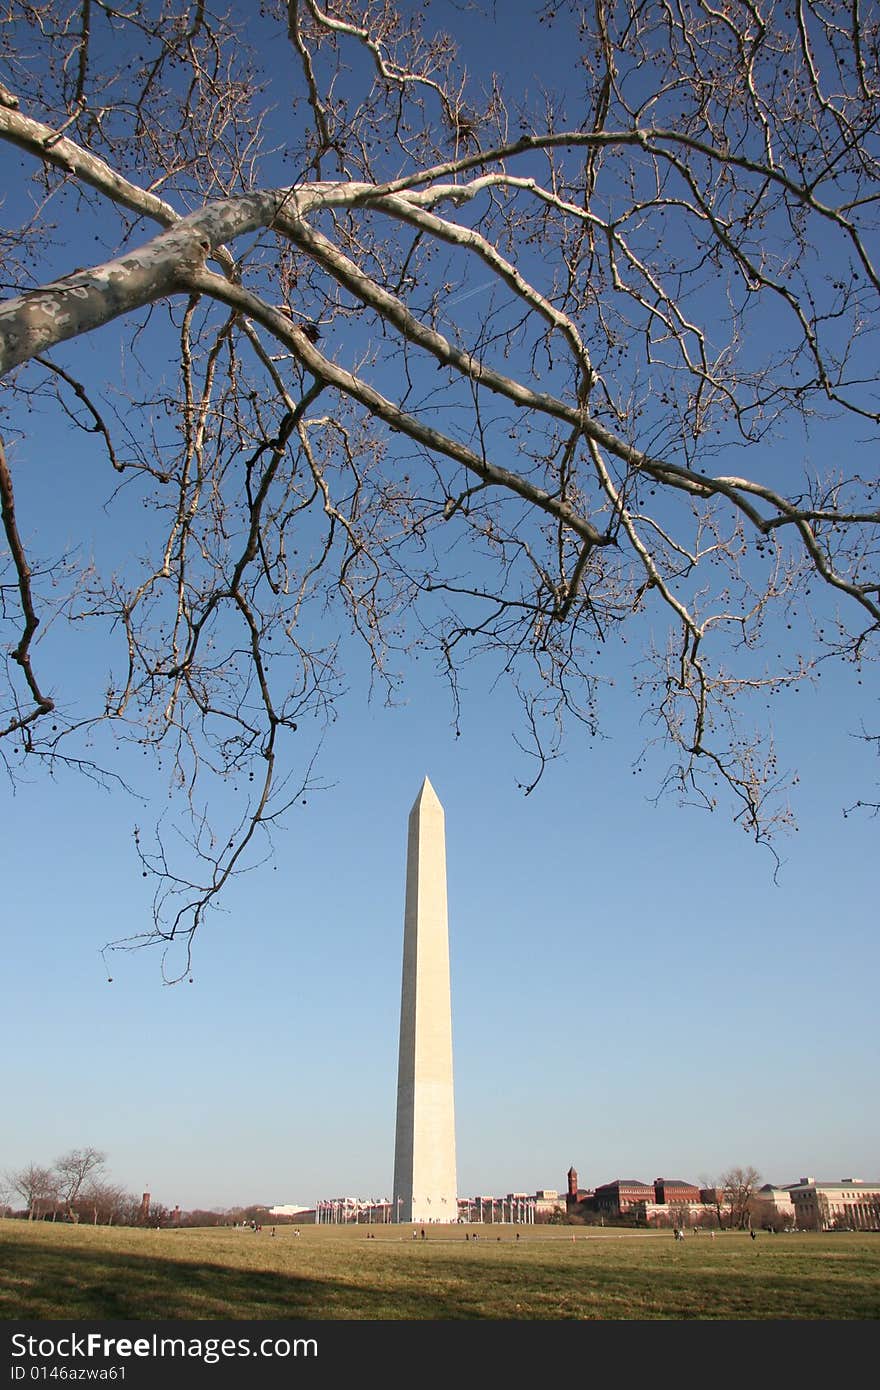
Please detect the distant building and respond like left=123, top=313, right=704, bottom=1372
left=752, top=1185, right=796, bottom=1224
left=594, top=1179, right=655, bottom=1218
left=788, top=1178, right=880, bottom=1231
left=654, top=1178, right=701, bottom=1205
left=566, top=1166, right=595, bottom=1214
left=534, top=1190, right=567, bottom=1219
left=572, top=1170, right=723, bottom=1226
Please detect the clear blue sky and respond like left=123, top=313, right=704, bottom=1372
left=3, top=605, right=877, bottom=1209
left=2, top=2, right=878, bottom=1213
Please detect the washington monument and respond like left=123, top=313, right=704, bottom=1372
left=392, top=777, right=458, bottom=1224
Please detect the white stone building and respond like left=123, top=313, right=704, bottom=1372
left=788, top=1178, right=880, bottom=1230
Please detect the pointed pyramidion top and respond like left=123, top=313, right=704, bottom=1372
left=410, top=774, right=443, bottom=814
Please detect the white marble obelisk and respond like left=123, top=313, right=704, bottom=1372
left=392, top=777, right=457, bottom=1224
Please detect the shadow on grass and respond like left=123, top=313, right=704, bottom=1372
left=3, top=1232, right=879, bottom=1321
left=0, top=1237, right=495, bottom=1320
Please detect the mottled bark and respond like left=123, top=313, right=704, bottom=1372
left=0, top=191, right=303, bottom=374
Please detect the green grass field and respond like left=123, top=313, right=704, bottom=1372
left=2, top=1221, right=878, bottom=1320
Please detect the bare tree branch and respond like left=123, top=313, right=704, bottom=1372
left=1, top=0, right=879, bottom=965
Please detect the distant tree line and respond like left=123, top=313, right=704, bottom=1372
left=2, top=1149, right=134, bottom=1225
left=0, top=1155, right=302, bottom=1229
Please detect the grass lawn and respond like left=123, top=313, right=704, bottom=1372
left=2, top=1221, right=879, bottom=1320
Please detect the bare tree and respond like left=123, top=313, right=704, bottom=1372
left=720, top=1165, right=763, bottom=1229
left=1, top=2, right=879, bottom=973
left=54, top=1147, right=107, bottom=1220
left=5, top=1162, right=57, bottom=1220
left=76, top=1179, right=129, bottom=1227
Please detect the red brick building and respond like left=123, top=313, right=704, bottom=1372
left=594, top=1179, right=655, bottom=1216
left=654, top=1178, right=702, bottom=1204
left=566, top=1166, right=593, bottom=1209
